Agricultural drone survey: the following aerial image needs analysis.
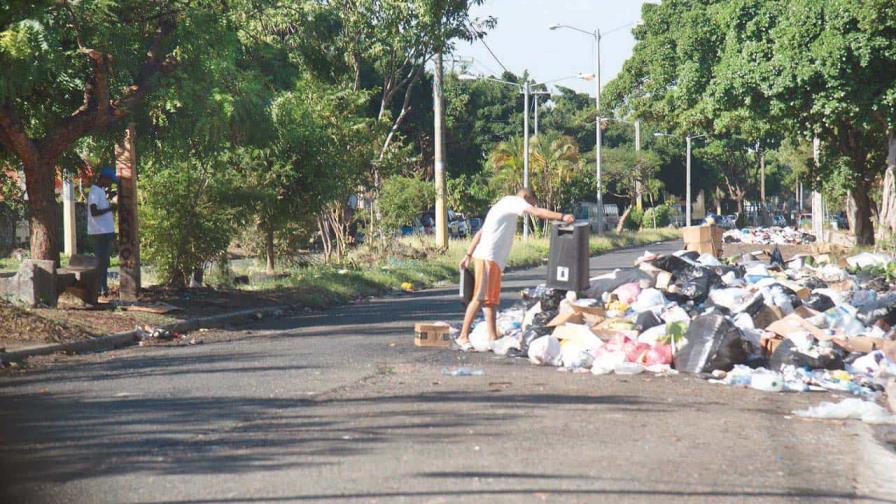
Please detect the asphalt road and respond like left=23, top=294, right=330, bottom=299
left=2, top=240, right=895, bottom=503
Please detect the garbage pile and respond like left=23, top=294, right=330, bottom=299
left=722, top=227, right=816, bottom=245
left=460, top=248, right=896, bottom=422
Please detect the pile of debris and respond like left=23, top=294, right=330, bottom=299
left=459, top=248, right=896, bottom=423
left=722, top=227, right=816, bottom=245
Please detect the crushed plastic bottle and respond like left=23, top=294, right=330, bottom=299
left=441, top=367, right=485, bottom=377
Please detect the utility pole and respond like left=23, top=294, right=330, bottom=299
left=62, top=177, right=76, bottom=256
left=594, top=29, right=604, bottom=234
left=635, top=120, right=642, bottom=210
left=115, top=123, right=140, bottom=301
left=811, top=136, right=824, bottom=238
left=534, top=93, right=539, bottom=138
left=523, top=80, right=530, bottom=240
left=686, top=135, right=692, bottom=226
left=433, top=52, right=448, bottom=249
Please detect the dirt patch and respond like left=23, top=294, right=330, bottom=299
left=0, top=303, right=97, bottom=350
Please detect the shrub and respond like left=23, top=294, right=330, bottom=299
left=141, top=162, right=238, bottom=287
left=379, top=175, right=435, bottom=233
left=643, top=204, right=672, bottom=228
left=624, top=206, right=644, bottom=231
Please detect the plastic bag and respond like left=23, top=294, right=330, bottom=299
left=674, top=314, right=751, bottom=373
left=856, top=294, right=896, bottom=327
left=591, top=348, right=627, bottom=375
left=650, top=255, right=691, bottom=275
left=469, top=322, right=493, bottom=352
left=846, top=253, right=892, bottom=270
left=805, top=293, right=835, bottom=312
left=794, top=398, right=895, bottom=424
left=697, top=253, right=722, bottom=267
left=539, top=288, right=566, bottom=312
left=492, top=336, right=521, bottom=356
left=671, top=266, right=722, bottom=304
left=585, top=269, right=652, bottom=299
left=520, top=326, right=552, bottom=353
left=768, top=338, right=845, bottom=371
left=637, top=324, right=667, bottom=345
left=769, top=246, right=784, bottom=267
left=612, top=282, right=641, bottom=304
left=528, top=335, right=562, bottom=366
left=560, top=341, right=595, bottom=370
left=635, top=310, right=663, bottom=331
left=631, top=288, right=666, bottom=312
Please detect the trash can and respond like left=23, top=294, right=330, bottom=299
left=546, top=221, right=590, bottom=292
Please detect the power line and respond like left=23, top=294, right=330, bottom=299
left=466, top=21, right=510, bottom=74
left=603, top=21, right=635, bottom=36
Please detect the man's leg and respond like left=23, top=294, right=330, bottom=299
left=94, top=233, right=112, bottom=295
left=483, top=305, right=498, bottom=341
left=457, top=298, right=481, bottom=344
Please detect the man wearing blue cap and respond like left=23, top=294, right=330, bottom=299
left=88, top=167, right=118, bottom=297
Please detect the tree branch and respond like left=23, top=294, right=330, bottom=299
left=0, top=102, right=40, bottom=168
left=378, top=64, right=425, bottom=160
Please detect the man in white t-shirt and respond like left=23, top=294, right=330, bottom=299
left=88, top=167, right=118, bottom=297
left=456, top=188, right=574, bottom=350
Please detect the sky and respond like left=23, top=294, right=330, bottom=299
left=453, top=0, right=653, bottom=97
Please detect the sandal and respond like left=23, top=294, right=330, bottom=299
left=455, top=339, right=474, bottom=352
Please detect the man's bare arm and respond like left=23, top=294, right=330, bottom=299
left=526, top=206, right=574, bottom=223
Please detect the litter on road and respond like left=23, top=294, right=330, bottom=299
left=723, top=226, right=816, bottom=245
left=444, top=240, right=896, bottom=424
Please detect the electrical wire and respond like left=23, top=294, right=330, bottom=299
left=465, top=20, right=510, bottom=74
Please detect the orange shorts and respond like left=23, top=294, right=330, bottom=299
left=473, top=258, right=501, bottom=307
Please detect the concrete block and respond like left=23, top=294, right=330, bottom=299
left=0, top=259, right=58, bottom=307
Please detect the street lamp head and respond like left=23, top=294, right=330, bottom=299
left=548, top=23, right=561, bottom=30
left=578, top=73, right=595, bottom=81
left=458, top=74, right=479, bottom=81
left=654, top=132, right=670, bottom=137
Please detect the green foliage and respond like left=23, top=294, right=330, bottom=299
left=140, top=160, right=238, bottom=287
left=643, top=204, right=672, bottom=228
left=446, top=173, right=494, bottom=217
left=379, top=175, right=435, bottom=233
left=625, top=206, right=644, bottom=231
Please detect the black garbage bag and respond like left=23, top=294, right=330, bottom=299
left=531, top=310, right=558, bottom=328
left=856, top=294, right=896, bottom=327
left=864, top=277, right=892, bottom=293
left=679, top=251, right=700, bottom=262
left=520, top=326, right=553, bottom=353
left=539, top=288, right=566, bottom=312
left=650, top=255, right=691, bottom=276
left=803, top=276, right=828, bottom=290
left=773, top=284, right=803, bottom=309
left=769, top=246, right=784, bottom=267
left=672, top=266, right=723, bottom=304
left=635, top=310, right=663, bottom=331
left=674, top=314, right=751, bottom=373
left=768, top=339, right=846, bottom=371
left=804, top=293, right=835, bottom=312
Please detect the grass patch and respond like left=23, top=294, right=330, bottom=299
left=241, top=229, right=681, bottom=304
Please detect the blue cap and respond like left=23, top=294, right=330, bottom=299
left=100, top=166, right=119, bottom=183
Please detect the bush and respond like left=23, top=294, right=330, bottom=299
left=379, top=175, right=435, bottom=233
left=624, top=205, right=644, bottom=231
left=141, top=162, right=238, bottom=287
left=643, top=204, right=672, bottom=228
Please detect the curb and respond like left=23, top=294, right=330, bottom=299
left=0, top=305, right=290, bottom=365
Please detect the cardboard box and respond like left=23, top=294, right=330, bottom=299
left=582, top=312, right=606, bottom=327
left=683, top=225, right=722, bottom=257
left=793, top=305, right=819, bottom=319
left=752, top=304, right=783, bottom=330
left=831, top=336, right=887, bottom=354
left=570, top=303, right=607, bottom=317
left=685, top=241, right=722, bottom=256
left=777, top=280, right=810, bottom=300
left=766, top=314, right=828, bottom=341
left=414, top=322, right=452, bottom=347
left=547, top=311, right=585, bottom=327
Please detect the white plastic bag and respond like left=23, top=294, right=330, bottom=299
left=522, top=301, right=541, bottom=330
left=637, top=324, right=667, bottom=345
left=794, top=398, right=895, bottom=424
left=846, top=252, right=892, bottom=269
left=697, top=253, right=722, bottom=267
left=560, top=341, right=594, bottom=370
left=469, top=322, right=492, bottom=352
left=492, top=336, right=521, bottom=356
left=631, top=288, right=667, bottom=312
left=528, top=335, right=562, bottom=366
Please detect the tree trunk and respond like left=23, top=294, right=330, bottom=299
left=264, top=223, right=275, bottom=274
left=24, top=158, right=60, bottom=263
left=850, top=185, right=875, bottom=246
left=879, top=131, right=896, bottom=238
left=615, top=203, right=633, bottom=234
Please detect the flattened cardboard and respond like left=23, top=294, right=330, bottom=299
left=655, top=271, right=673, bottom=290
left=766, top=314, right=828, bottom=340
left=831, top=336, right=886, bottom=354
left=547, top=311, right=584, bottom=328
left=570, top=303, right=607, bottom=317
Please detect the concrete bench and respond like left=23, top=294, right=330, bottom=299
left=0, top=255, right=100, bottom=307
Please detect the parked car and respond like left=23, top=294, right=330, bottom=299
left=773, top=214, right=787, bottom=227
left=448, top=217, right=470, bottom=238
left=469, top=217, right=483, bottom=234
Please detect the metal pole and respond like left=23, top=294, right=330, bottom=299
left=534, top=93, right=539, bottom=138
left=523, top=80, right=530, bottom=241
left=433, top=52, right=448, bottom=249
left=595, top=29, right=604, bottom=234
left=635, top=120, right=642, bottom=210
left=63, top=177, right=77, bottom=256
left=686, top=135, right=692, bottom=227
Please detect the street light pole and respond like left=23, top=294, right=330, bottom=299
left=523, top=80, right=530, bottom=240
left=686, top=135, right=692, bottom=227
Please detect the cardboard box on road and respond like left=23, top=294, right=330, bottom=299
left=547, top=311, right=585, bottom=327
left=683, top=225, right=722, bottom=257
left=414, top=322, right=452, bottom=347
